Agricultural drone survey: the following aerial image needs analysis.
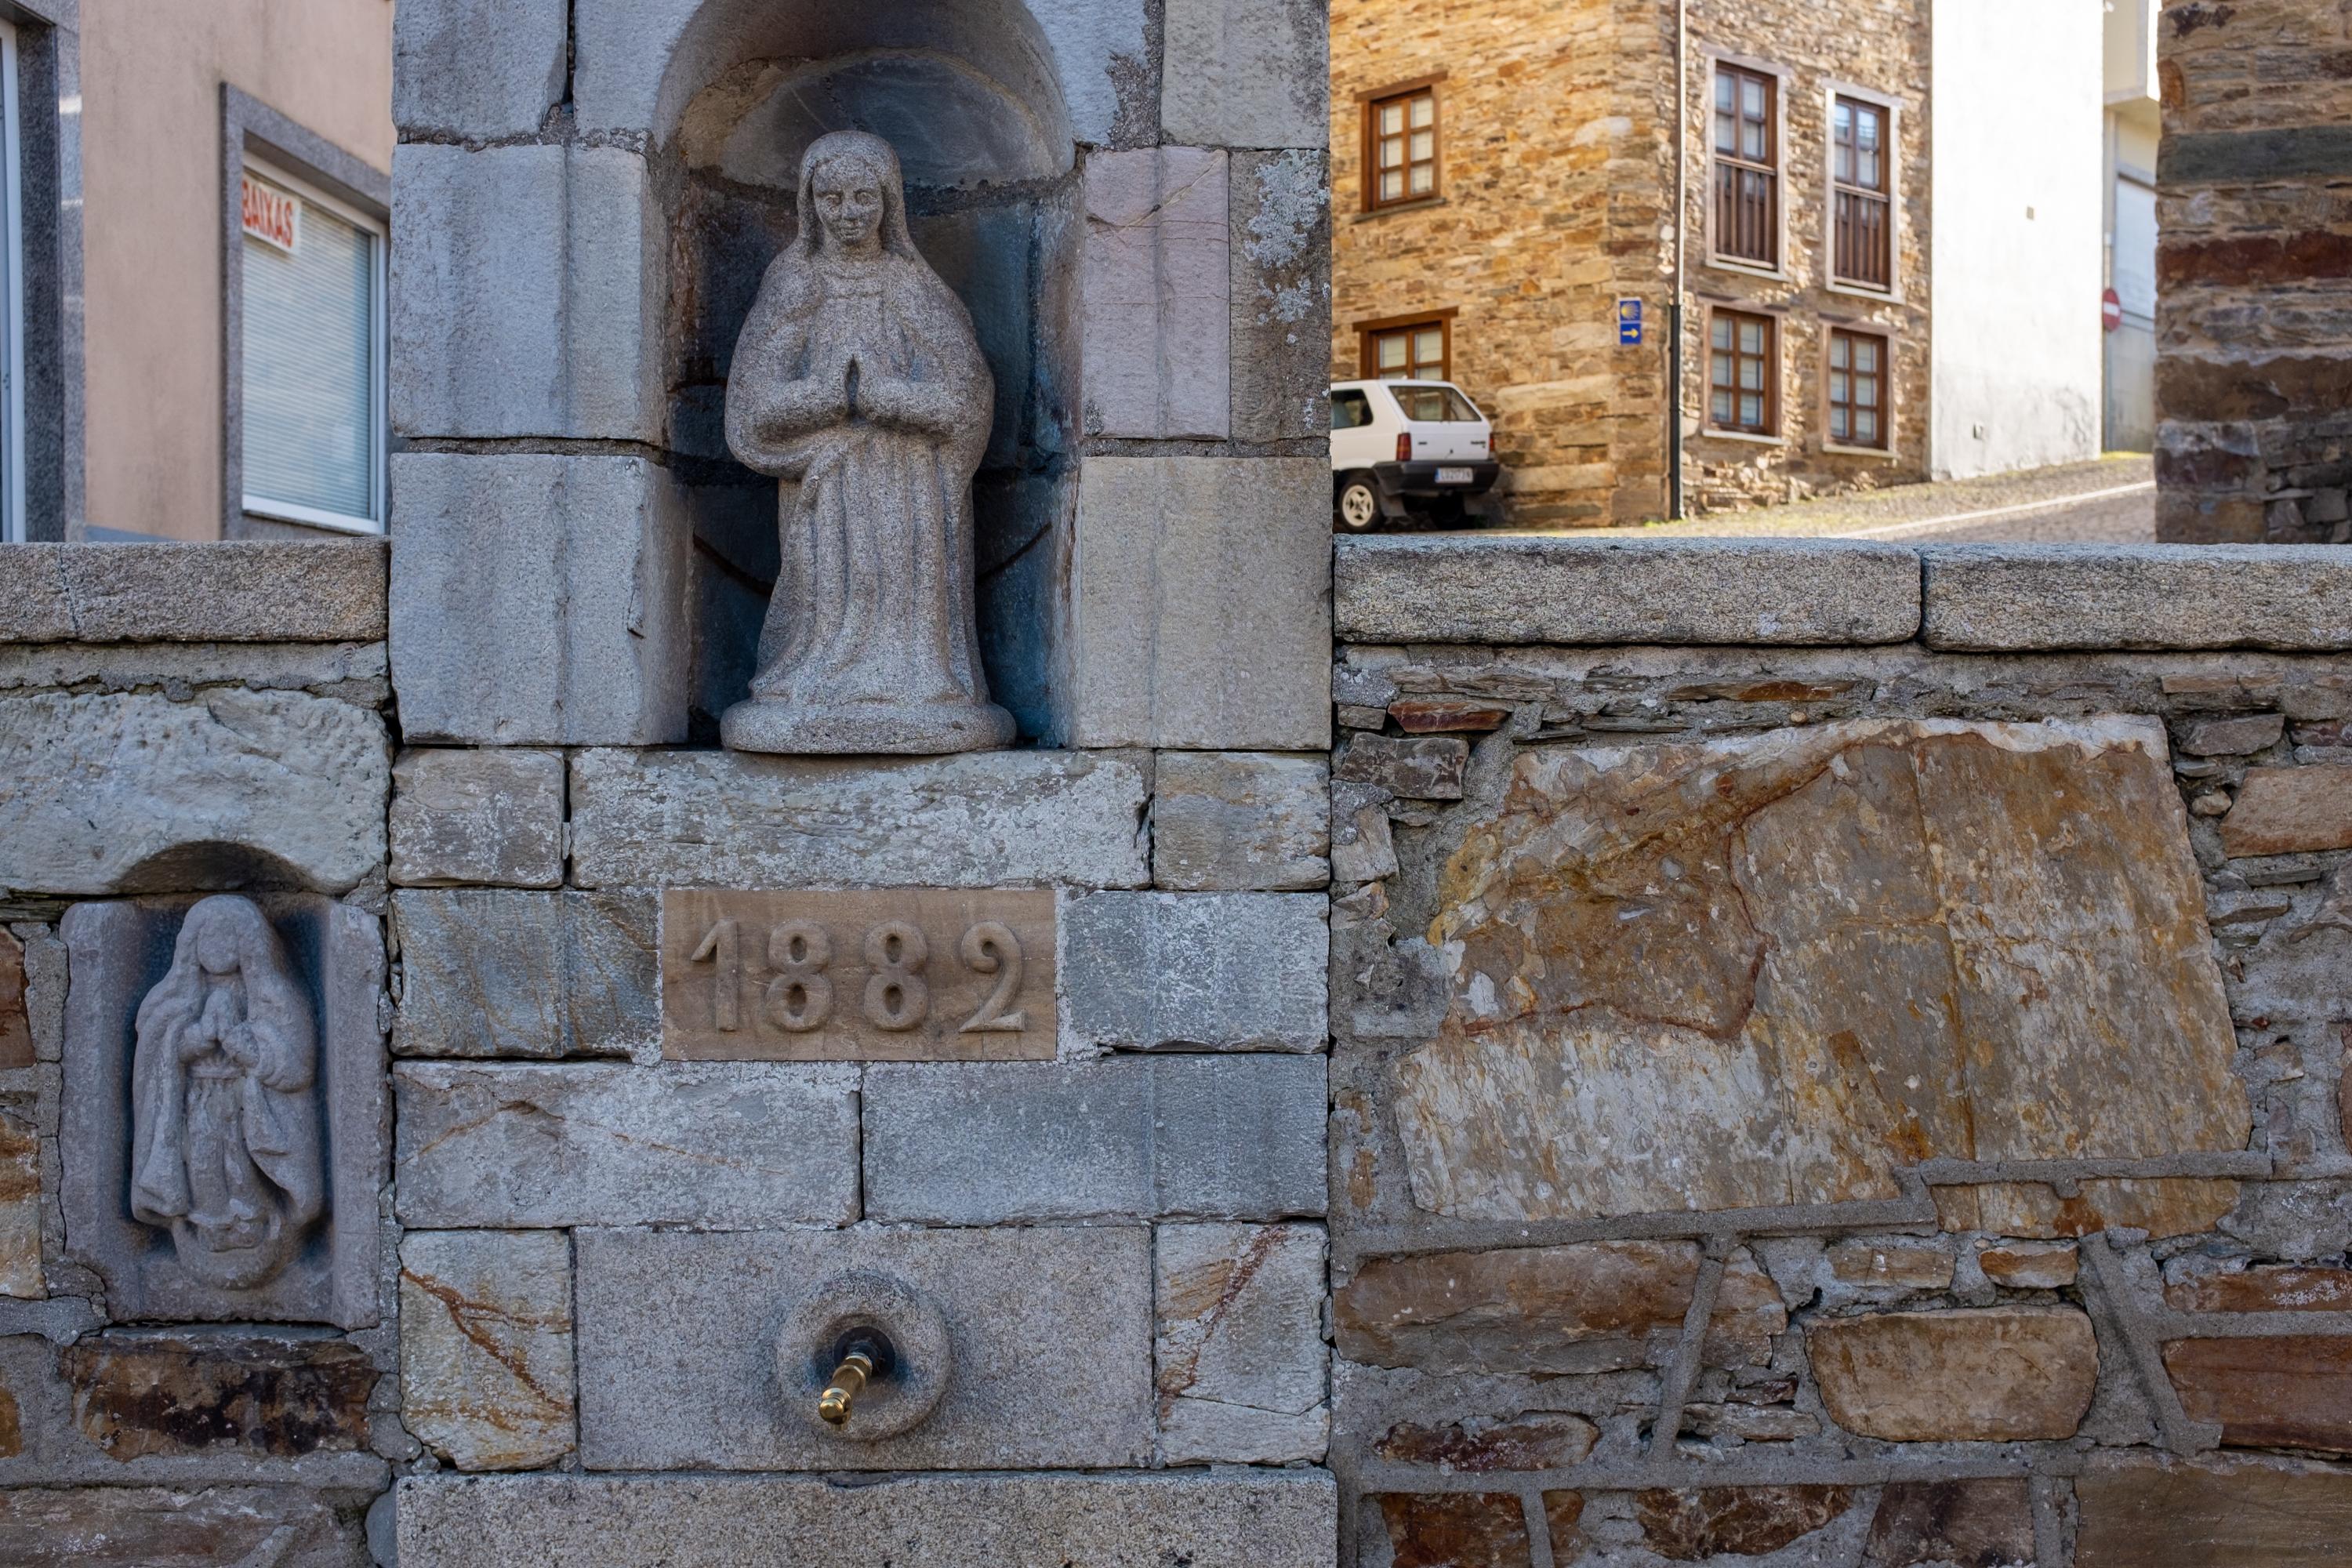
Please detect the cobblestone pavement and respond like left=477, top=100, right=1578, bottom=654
left=1449, top=454, right=2158, bottom=542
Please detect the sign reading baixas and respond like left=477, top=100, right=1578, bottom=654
left=660, top=889, right=1055, bottom=1062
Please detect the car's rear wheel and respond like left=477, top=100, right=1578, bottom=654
left=1335, top=476, right=1381, bottom=532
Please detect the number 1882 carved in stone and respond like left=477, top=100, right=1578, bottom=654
left=659, top=889, right=1055, bottom=1062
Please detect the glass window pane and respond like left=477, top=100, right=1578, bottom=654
left=1714, top=110, right=1737, bottom=155
left=1831, top=336, right=1849, bottom=370
left=1712, top=390, right=1733, bottom=423
left=1742, top=79, right=1764, bottom=118
left=1831, top=371, right=1849, bottom=403
left=1381, top=103, right=1403, bottom=135
left=1744, top=123, right=1765, bottom=161
left=1377, top=335, right=1406, bottom=368
left=1410, top=95, right=1434, bottom=128
left=1858, top=410, right=1879, bottom=443
left=1415, top=328, right=1443, bottom=357
left=1711, top=318, right=1732, bottom=350
left=1857, top=339, right=1879, bottom=372
left=1380, top=140, right=1403, bottom=169
left=1740, top=393, right=1762, bottom=426
left=1740, top=359, right=1762, bottom=391
left=1715, top=73, right=1734, bottom=111
left=243, top=173, right=377, bottom=522
left=1739, top=321, right=1762, bottom=354
left=1410, top=131, right=1434, bottom=162
left=1409, top=165, right=1433, bottom=194
left=1381, top=170, right=1403, bottom=198
left=1831, top=407, right=1849, bottom=441
left=1857, top=375, right=1878, bottom=407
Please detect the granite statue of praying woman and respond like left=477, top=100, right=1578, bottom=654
left=129, top=896, right=322, bottom=1292
left=722, top=129, right=1016, bottom=754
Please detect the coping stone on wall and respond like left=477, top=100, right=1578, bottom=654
left=862, top=1054, right=1328, bottom=1224
left=393, top=0, right=568, bottom=140
left=397, top=1470, right=1339, bottom=1568
left=1922, top=544, right=2352, bottom=652
left=1334, top=536, right=1923, bottom=646
left=0, top=541, right=388, bottom=645
left=573, top=1225, right=1152, bottom=1472
left=567, top=747, right=1152, bottom=890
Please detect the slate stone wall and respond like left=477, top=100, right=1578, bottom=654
left=1331, top=535, right=2352, bottom=1568
left=2155, top=0, right=2352, bottom=543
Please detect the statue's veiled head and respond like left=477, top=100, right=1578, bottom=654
left=795, top=130, right=916, bottom=263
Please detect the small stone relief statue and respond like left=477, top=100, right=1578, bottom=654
left=129, top=896, right=322, bottom=1291
left=722, top=129, right=1017, bottom=754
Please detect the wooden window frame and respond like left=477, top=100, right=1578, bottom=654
left=1706, top=55, right=1788, bottom=277
left=1824, top=83, right=1903, bottom=299
left=1357, top=308, right=1457, bottom=383
left=1360, top=74, right=1446, bottom=214
left=1821, top=324, right=1896, bottom=457
left=1700, top=301, right=1782, bottom=441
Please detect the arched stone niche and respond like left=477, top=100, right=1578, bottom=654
left=641, top=0, right=1083, bottom=743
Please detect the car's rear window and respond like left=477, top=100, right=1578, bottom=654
left=1390, top=385, right=1480, bottom=423
left=1331, top=390, right=1375, bottom=430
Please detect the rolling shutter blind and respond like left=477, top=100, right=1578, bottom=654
left=241, top=170, right=379, bottom=524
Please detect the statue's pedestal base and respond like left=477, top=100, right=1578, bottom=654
left=721, top=697, right=1018, bottom=756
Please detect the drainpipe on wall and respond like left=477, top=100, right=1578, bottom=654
left=1668, top=0, right=1689, bottom=520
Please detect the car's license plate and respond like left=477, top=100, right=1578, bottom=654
left=1436, top=466, right=1474, bottom=485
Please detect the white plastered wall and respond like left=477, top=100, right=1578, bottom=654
left=1929, top=0, right=2107, bottom=479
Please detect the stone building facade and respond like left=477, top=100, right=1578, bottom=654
left=2154, top=0, right=2352, bottom=543
left=1330, top=0, right=1932, bottom=525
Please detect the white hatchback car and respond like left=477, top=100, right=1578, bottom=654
left=1329, top=379, right=1503, bottom=532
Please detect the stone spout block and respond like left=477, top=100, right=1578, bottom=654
left=776, top=1272, right=949, bottom=1442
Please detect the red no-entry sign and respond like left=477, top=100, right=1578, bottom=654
left=2102, top=288, right=2124, bottom=333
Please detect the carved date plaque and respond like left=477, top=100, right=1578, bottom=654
left=660, top=889, right=1055, bottom=1062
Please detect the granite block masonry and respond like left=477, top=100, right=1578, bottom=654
left=574, top=1226, right=1152, bottom=1472
left=394, top=1062, right=860, bottom=1229
left=20, top=0, right=1349, bottom=1553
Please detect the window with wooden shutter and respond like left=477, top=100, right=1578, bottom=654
left=1832, top=96, right=1893, bottom=292
left=1828, top=328, right=1889, bottom=450
left=1712, top=64, right=1779, bottom=268
left=1708, top=308, right=1777, bottom=436
left=1366, top=85, right=1440, bottom=210
left=1363, top=318, right=1451, bottom=383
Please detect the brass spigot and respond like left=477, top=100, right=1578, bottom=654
left=818, top=1348, right=877, bottom=1427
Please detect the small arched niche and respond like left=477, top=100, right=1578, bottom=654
left=658, top=0, right=1081, bottom=744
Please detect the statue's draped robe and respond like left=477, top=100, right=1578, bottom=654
left=726, top=247, right=996, bottom=719
left=129, top=898, right=322, bottom=1284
